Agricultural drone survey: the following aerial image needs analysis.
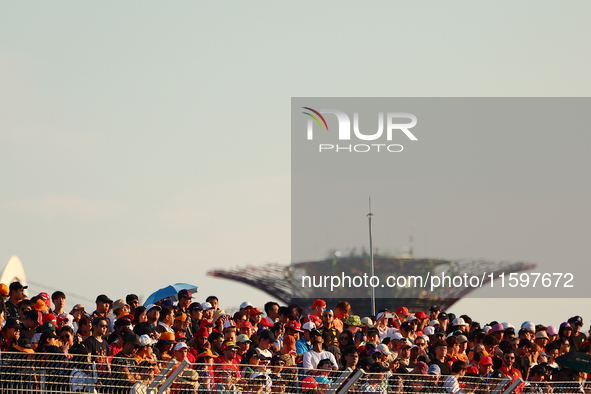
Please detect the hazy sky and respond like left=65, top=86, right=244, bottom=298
left=1, top=2, right=590, bottom=327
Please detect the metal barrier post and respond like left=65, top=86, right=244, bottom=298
left=491, top=376, right=512, bottom=394
left=326, top=371, right=355, bottom=394
left=157, top=358, right=190, bottom=394
left=147, top=359, right=178, bottom=394
left=502, top=377, right=524, bottom=394
left=335, top=370, right=364, bottom=394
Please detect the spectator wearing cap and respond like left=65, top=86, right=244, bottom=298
left=236, top=334, right=251, bottom=359
left=145, top=304, right=162, bottom=328
left=201, top=302, right=214, bottom=321
left=429, top=304, right=441, bottom=320
left=302, top=329, right=337, bottom=373
left=92, top=294, right=113, bottom=337
left=375, top=312, right=396, bottom=340
left=6, top=281, right=28, bottom=319
left=343, top=315, right=363, bottom=337
left=134, top=334, right=158, bottom=365
left=256, top=329, right=275, bottom=360
left=478, top=356, right=494, bottom=382
left=333, top=301, right=351, bottom=333
left=155, top=332, right=176, bottom=362
left=534, top=330, right=549, bottom=349
left=455, top=335, right=468, bottom=362
left=188, top=302, right=204, bottom=333
left=51, top=291, right=66, bottom=316
left=490, top=323, right=505, bottom=343
left=216, top=340, right=241, bottom=379
left=304, top=299, right=326, bottom=328
left=296, top=321, right=315, bottom=357
left=176, top=289, right=193, bottom=315
left=568, top=316, right=586, bottom=352
left=394, top=306, right=410, bottom=325
left=239, top=301, right=254, bottom=317
left=545, top=325, right=558, bottom=343
left=319, top=309, right=340, bottom=347
left=111, top=334, right=144, bottom=390
left=156, top=306, right=175, bottom=335
left=20, top=309, right=41, bottom=340
left=429, top=339, right=451, bottom=375
left=1, top=317, right=21, bottom=351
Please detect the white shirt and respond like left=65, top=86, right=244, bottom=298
left=302, top=349, right=337, bottom=372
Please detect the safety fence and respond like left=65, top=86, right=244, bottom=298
left=0, top=353, right=588, bottom=394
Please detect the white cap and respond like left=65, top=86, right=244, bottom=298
left=174, top=342, right=188, bottom=351
left=390, top=332, right=404, bottom=340
left=302, top=322, right=316, bottom=331
left=502, top=322, right=514, bottom=329
left=428, top=320, right=440, bottom=327
left=240, top=301, right=253, bottom=309
left=423, top=326, right=435, bottom=336
left=521, top=321, right=535, bottom=333
left=202, top=302, right=213, bottom=310
left=139, top=334, right=156, bottom=347
left=146, top=304, right=162, bottom=313
left=420, top=334, right=430, bottom=342
left=376, top=312, right=385, bottom=321
left=406, top=315, right=417, bottom=321
left=361, top=317, right=374, bottom=327
left=377, top=343, right=391, bottom=356
left=483, top=325, right=492, bottom=334
left=452, top=318, right=469, bottom=327
left=223, top=320, right=237, bottom=329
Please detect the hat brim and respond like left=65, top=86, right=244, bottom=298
left=14, top=345, right=34, bottom=353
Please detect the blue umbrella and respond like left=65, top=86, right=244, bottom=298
left=143, top=283, right=198, bottom=306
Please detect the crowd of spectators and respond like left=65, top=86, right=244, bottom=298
left=1, top=280, right=589, bottom=393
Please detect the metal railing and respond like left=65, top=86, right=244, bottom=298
left=0, top=353, right=587, bottom=394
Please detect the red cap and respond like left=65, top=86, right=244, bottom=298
left=415, top=311, right=428, bottom=320
left=240, top=321, right=253, bottom=329
left=302, top=376, right=318, bottom=390
left=249, top=308, right=263, bottom=316
left=395, top=306, right=410, bottom=316
left=467, top=366, right=479, bottom=374
left=195, top=327, right=209, bottom=338
left=286, top=320, right=303, bottom=332
left=39, top=292, right=51, bottom=308
left=260, top=318, right=274, bottom=327
left=175, top=332, right=186, bottom=341
left=479, top=356, right=493, bottom=366
left=43, top=313, right=57, bottom=323
left=200, top=320, right=214, bottom=328
left=310, top=299, right=326, bottom=309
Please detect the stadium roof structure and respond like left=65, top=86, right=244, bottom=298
left=207, top=254, right=536, bottom=315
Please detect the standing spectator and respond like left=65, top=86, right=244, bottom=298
left=492, top=349, right=523, bottom=384
left=51, top=291, right=66, bottom=316
left=568, top=316, right=587, bottom=351
left=145, top=304, right=162, bottom=327
left=333, top=301, right=351, bottom=333
left=92, top=295, right=113, bottom=337
left=134, top=306, right=148, bottom=325
left=5, top=281, right=27, bottom=319
left=126, top=294, right=140, bottom=315
left=70, top=344, right=99, bottom=393
left=319, top=310, right=340, bottom=346
left=176, top=290, right=193, bottom=314
left=84, top=316, right=111, bottom=379
left=205, top=296, right=219, bottom=311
